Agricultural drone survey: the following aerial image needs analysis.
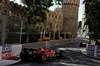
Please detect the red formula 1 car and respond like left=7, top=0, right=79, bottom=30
left=20, top=47, right=67, bottom=63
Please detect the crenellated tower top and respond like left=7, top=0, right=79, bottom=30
left=62, top=0, right=80, bottom=7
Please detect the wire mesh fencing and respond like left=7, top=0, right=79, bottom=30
left=0, top=11, right=23, bottom=45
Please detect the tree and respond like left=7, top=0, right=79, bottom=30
left=12, top=0, right=62, bottom=43
left=84, top=0, right=100, bottom=41
left=20, top=0, right=63, bottom=43
left=21, top=0, right=54, bottom=24
left=20, top=0, right=54, bottom=42
left=21, top=0, right=62, bottom=23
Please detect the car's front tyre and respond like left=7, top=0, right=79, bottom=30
left=59, top=50, right=66, bottom=59
left=38, top=53, right=47, bottom=63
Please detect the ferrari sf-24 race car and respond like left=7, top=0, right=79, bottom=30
left=20, top=47, right=67, bottom=63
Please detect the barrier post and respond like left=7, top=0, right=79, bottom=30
left=1, top=12, right=6, bottom=45
left=94, top=46, right=97, bottom=57
left=49, top=32, right=51, bottom=38
left=19, top=19, right=23, bottom=43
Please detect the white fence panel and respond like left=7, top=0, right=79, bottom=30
left=11, top=44, right=22, bottom=57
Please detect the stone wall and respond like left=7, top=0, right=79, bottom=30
left=0, top=0, right=80, bottom=37
left=0, top=0, right=63, bottom=33
left=62, top=0, right=80, bottom=38
left=0, top=0, right=80, bottom=44
left=36, top=11, right=63, bottom=32
left=0, top=0, right=27, bottom=24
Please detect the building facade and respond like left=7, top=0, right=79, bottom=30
left=36, top=11, right=63, bottom=32
left=62, top=0, right=80, bottom=38
left=0, top=0, right=80, bottom=43
left=81, top=3, right=89, bottom=37
left=0, top=0, right=63, bottom=33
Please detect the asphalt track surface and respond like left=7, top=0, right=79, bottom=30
left=8, top=37, right=100, bottom=66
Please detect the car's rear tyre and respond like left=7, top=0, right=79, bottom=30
left=20, top=48, right=32, bottom=61
left=20, top=52, right=30, bottom=61
left=59, top=50, right=65, bottom=59
left=38, top=53, right=47, bottom=63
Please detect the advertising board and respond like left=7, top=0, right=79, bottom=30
left=87, top=45, right=95, bottom=56
left=96, top=46, right=100, bottom=58
left=1, top=46, right=12, bottom=60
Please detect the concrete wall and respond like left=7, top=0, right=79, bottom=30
left=0, top=38, right=76, bottom=60
left=22, top=38, right=77, bottom=49
left=0, top=44, right=22, bottom=60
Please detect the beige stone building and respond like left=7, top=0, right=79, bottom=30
left=36, top=11, right=63, bottom=32
left=0, top=0, right=80, bottom=43
left=62, top=0, right=80, bottom=38
left=0, top=0, right=63, bottom=33
left=0, top=0, right=27, bottom=23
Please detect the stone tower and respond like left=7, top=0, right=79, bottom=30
left=62, top=0, right=80, bottom=38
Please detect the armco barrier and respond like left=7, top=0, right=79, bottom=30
left=22, top=41, right=46, bottom=49
left=0, top=39, right=76, bottom=60
left=22, top=38, right=77, bottom=49
left=86, top=44, right=100, bottom=58
left=0, top=44, right=22, bottom=60
left=49, top=39, right=74, bottom=47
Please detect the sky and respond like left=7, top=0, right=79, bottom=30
left=10, top=0, right=83, bottom=22
left=78, top=0, right=84, bottom=22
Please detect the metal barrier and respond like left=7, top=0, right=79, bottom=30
left=86, top=44, right=100, bottom=58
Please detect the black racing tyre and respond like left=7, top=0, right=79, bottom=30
left=20, top=48, right=31, bottom=61
left=20, top=52, right=30, bottom=61
left=38, top=53, right=47, bottom=63
left=59, top=50, right=65, bottom=59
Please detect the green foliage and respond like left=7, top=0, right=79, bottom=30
left=21, top=0, right=54, bottom=24
left=21, top=23, right=39, bottom=43
left=54, top=0, right=62, bottom=5
left=20, top=0, right=63, bottom=43
left=20, top=0, right=55, bottom=43
left=84, top=0, right=100, bottom=40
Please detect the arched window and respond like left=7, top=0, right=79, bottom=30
left=55, top=16, right=57, bottom=18
left=52, top=15, right=54, bottom=18
left=49, top=14, right=50, bottom=17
